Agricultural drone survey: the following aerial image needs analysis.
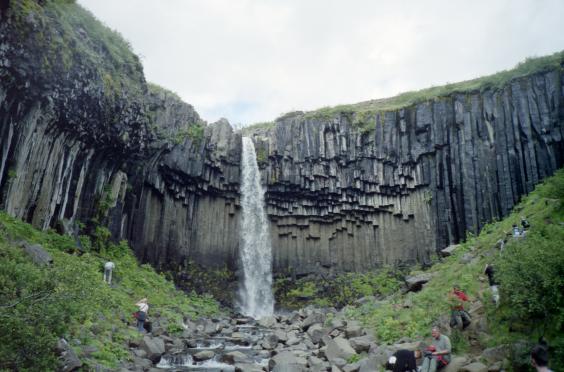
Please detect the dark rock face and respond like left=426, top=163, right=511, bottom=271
left=1, top=2, right=563, bottom=277
left=251, top=70, right=564, bottom=272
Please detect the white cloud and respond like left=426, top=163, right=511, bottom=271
left=78, top=0, right=564, bottom=125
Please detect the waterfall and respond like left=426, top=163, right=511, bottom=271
left=238, top=137, right=274, bottom=318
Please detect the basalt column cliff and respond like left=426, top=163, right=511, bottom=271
left=1, top=1, right=563, bottom=277
left=250, top=71, right=564, bottom=273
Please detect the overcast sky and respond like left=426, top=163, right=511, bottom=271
left=78, top=0, right=564, bottom=127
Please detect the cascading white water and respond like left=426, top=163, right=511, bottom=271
left=238, top=137, right=275, bottom=318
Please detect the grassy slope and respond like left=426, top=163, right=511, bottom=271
left=0, top=214, right=220, bottom=370
left=344, top=168, right=564, bottom=367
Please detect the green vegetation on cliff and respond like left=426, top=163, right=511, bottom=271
left=0, top=214, right=220, bottom=371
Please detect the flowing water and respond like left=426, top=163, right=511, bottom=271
left=238, top=137, right=275, bottom=318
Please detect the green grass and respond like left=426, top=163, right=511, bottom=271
left=0, top=212, right=220, bottom=370
left=240, top=121, right=276, bottom=136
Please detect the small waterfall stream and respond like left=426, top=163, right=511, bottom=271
left=238, top=137, right=274, bottom=318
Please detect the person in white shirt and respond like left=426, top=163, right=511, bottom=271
left=103, top=261, right=115, bottom=285
left=135, top=298, right=149, bottom=332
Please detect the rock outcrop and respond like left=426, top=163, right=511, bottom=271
left=1, top=1, right=563, bottom=277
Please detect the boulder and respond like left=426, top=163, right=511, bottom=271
left=222, top=351, right=249, bottom=364
left=325, top=336, right=356, bottom=362
left=342, top=361, right=362, bottom=372
left=261, top=334, right=279, bottom=350
left=344, top=323, right=364, bottom=338
left=140, top=336, right=165, bottom=362
left=349, top=335, right=373, bottom=353
left=461, top=362, right=488, bottom=372
left=22, top=243, right=52, bottom=266
left=444, top=356, right=469, bottom=372
left=441, top=244, right=460, bottom=257
left=481, top=345, right=508, bottom=364
left=57, top=338, right=82, bottom=372
left=235, top=363, right=264, bottom=372
left=258, top=315, right=278, bottom=328
left=269, top=351, right=308, bottom=371
left=405, top=273, right=433, bottom=292
left=193, top=350, right=215, bottom=361
left=274, top=329, right=288, bottom=343
left=302, top=311, right=326, bottom=331
left=307, top=323, right=325, bottom=344
left=359, top=355, right=381, bottom=372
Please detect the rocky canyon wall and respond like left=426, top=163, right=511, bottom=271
left=249, top=69, right=564, bottom=273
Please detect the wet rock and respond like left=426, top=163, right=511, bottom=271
left=140, top=336, right=165, bottom=362
left=258, top=316, right=278, bottom=328
left=193, top=350, right=215, bottom=361
left=235, top=363, right=264, bottom=372
left=261, top=334, right=279, bottom=350
left=221, top=351, right=249, bottom=364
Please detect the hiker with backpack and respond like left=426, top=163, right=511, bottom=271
left=448, top=284, right=471, bottom=329
left=420, top=327, right=451, bottom=372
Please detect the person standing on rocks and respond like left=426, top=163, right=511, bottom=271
left=103, top=261, right=115, bottom=285
left=420, top=327, right=451, bottom=372
left=135, top=298, right=149, bottom=333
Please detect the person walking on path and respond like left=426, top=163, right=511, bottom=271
left=135, top=298, right=149, bottom=333
left=448, top=284, right=471, bottom=329
left=103, top=261, right=115, bottom=285
left=420, top=327, right=451, bottom=372
left=484, top=264, right=500, bottom=306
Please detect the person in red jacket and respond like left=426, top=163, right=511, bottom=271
left=448, top=285, right=471, bottom=329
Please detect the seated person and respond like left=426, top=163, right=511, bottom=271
left=421, top=327, right=451, bottom=372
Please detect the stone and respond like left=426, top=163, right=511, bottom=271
left=461, top=362, right=488, bottom=372
left=359, top=355, right=381, bottom=372
left=342, top=362, right=362, bottom=372
left=324, top=336, right=356, bottom=362
left=275, top=329, right=289, bottom=343
left=22, top=242, right=52, bottom=266
left=349, top=335, right=372, bottom=353
left=307, top=323, right=325, bottom=344
left=57, top=338, right=82, bottom=372
left=481, top=345, right=508, bottom=364
left=222, top=351, right=249, bottom=364
left=269, top=351, right=308, bottom=371
left=441, top=244, right=460, bottom=257
left=331, top=357, right=347, bottom=368
left=235, top=363, right=264, bottom=372
left=261, top=333, right=279, bottom=350
left=302, top=311, right=326, bottom=331
left=405, top=273, right=434, bottom=292
left=258, top=315, right=278, bottom=328
left=193, top=350, right=215, bottom=361
left=444, top=356, right=469, bottom=372
left=140, top=336, right=165, bottom=362
left=344, top=323, right=364, bottom=338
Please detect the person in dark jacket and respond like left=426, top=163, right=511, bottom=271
left=386, top=349, right=421, bottom=372
left=484, top=264, right=500, bottom=306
